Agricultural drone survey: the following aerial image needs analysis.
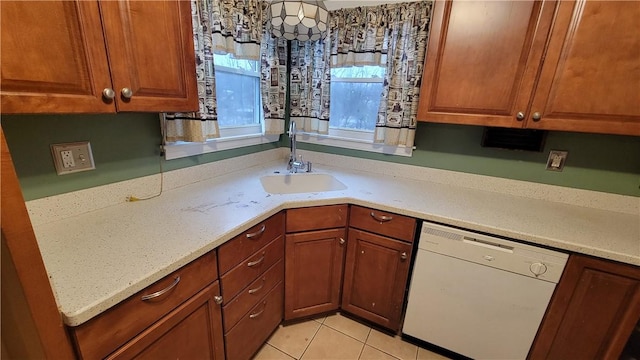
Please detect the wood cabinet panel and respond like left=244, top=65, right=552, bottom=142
left=417, top=0, right=550, bottom=128
left=349, top=205, right=416, bottom=243
left=99, top=0, right=198, bottom=112
left=285, top=229, right=346, bottom=320
left=529, top=255, right=640, bottom=359
left=72, top=251, right=218, bottom=360
left=526, top=0, right=640, bottom=135
left=0, top=0, right=197, bottom=114
left=0, top=1, right=114, bottom=113
left=223, top=259, right=283, bottom=332
left=342, top=229, right=413, bottom=332
left=220, top=236, right=284, bottom=302
left=286, top=205, right=348, bottom=233
left=106, top=282, right=224, bottom=360
left=218, top=213, right=285, bottom=274
left=224, top=282, right=284, bottom=360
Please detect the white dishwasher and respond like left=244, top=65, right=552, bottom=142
left=403, top=222, right=568, bottom=360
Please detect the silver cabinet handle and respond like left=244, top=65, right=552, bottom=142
left=516, top=111, right=525, bottom=121
left=141, top=276, right=180, bottom=301
left=246, top=224, right=266, bottom=239
left=214, top=295, right=223, bottom=305
left=102, top=88, right=115, bottom=100
left=249, top=302, right=267, bottom=318
left=339, top=238, right=345, bottom=245
left=370, top=211, right=393, bottom=223
left=121, top=87, right=133, bottom=99
left=248, top=278, right=266, bottom=294
left=247, top=253, right=265, bottom=267
left=532, top=112, right=542, bottom=121
left=400, top=252, right=408, bottom=261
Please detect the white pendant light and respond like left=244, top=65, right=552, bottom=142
left=268, top=0, right=328, bottom=41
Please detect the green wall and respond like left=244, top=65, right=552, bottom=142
left=2, top=113, right=639, bottom=200
left=2, top=114, right=279, bottom=201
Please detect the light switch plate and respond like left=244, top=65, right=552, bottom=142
left=51, top=142, right=95, bottom=175
left=546, top=150, right=568, bottom=172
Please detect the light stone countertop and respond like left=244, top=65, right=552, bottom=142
left=29, top=150, right=640, bottom=327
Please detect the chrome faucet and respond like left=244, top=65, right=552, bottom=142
left=287, top=121, right=311, bottom=173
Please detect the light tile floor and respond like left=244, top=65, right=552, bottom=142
left=253, top=313, right=451, bottom=360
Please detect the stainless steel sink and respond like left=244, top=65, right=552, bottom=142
left=260, top=173, right=347, bottom=194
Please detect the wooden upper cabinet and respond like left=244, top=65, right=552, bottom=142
left=0, top=1, right=114, bottom=113
left=0, top=0, right=197, bottom=114
left=526, top=0, right=640, bottom=135
left=99, top=1, right=197, bottom=112
left=417, top=0, right=550, bottom=128
left=417, top=0, right=640, bottom=136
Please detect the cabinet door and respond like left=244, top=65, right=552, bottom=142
left=527, top=0, right=640, bottom=135
left=0, top=1, right=115, bottom=113
left=285, top=229, right=347, bottom=320
left=416, top=0, right=554, bottom=128
left=529, top=255, right=640, bottom=359
left=106, top=282, right=225, bottom=360
left=99, top=0, right=198, bottom=112
left=341, top=229, right=412, bottom=332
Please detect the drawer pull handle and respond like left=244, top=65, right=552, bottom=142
left=248, top=278, right=266, bottom=294
left=213, top=295, right=223, bottom=305
left=246, top=224, right=266, bottom=239
left=370, top=212, right=393, bottom=223
left=249, top=302, right=267, bottom=319
left=247, top=253, right=266, bottom=267
left=141, top=276, right=180, bottom=301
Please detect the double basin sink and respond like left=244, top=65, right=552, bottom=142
left=260, top=173, right=347, bottom=194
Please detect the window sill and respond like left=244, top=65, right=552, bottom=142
left=296, top=132, right=413, bottom=157
left=164, top=134, right=280, bottom=160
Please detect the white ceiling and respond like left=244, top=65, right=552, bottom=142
left=324, top=0, right=421, bottom=11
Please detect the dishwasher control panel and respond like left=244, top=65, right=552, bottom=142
left=419, top=222, right=568, bottom=283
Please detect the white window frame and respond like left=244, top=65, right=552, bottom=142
left=164, top=58, right=279, bottom=160
left=296, top=69, right=413, bottom=157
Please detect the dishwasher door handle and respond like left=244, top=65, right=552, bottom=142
left=462, top=236, right=514, bottom=253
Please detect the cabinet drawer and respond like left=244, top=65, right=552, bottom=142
left=72, top=251, right=218, bottom=360
left=220, top=236, right=284, bottom=301
left=223, top=259, right=284, bottom=332
left=225, top=281, right=284, bottom=360
left=286, top=204, right=348, bottom=232
left=218, top=212, right=284, bottom=274
left=349, top=205, right=416, bottom=243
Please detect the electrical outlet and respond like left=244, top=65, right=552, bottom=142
left=51, top=142, right=95, bottom=175
left=546, top=150, right=568, bottom=172
left=61, top=150, right=75, bottom=168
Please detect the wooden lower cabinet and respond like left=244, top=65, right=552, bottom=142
left=529, top=254, right=640, bottom=359
left=341, top=229, right=413, bottom=332
left=106, top=283, right=225, bottom=360
left=224, top=282, right=284, bottom=360
left=285, top=229, right=346, bottom=320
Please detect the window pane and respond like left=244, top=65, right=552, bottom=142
left=214, top=71, right=260, bottom=127
left=331, top=65, right=385, bottom=79
left=329, top=81, right=382, bottom=131
left=213, top=53, right=261, bottom=128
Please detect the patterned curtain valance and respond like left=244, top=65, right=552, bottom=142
left=209, top=0, right=264, bottom=60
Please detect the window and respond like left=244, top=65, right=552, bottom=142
left=297, top=65, right=411, bottom=156
left=213, top=53, right=262, bottom=137
left=329, top=66, right=385, bottom=133
left=164, top=54, right=279, bottom=160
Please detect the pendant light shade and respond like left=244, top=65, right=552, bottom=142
left=268, top=0, right=328, bottom=41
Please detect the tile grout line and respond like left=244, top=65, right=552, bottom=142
left=296, top=321, right=324, bottom=360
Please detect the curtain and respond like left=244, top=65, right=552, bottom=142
left=260, top=28, right=288, bottom=135
left=329, top=2, right=433, bottom=147
left=165, top=0, right=286, bottom=143
left=289, top=39, right=332, bottom=134
left=165, top=0, right=220, bottom=142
